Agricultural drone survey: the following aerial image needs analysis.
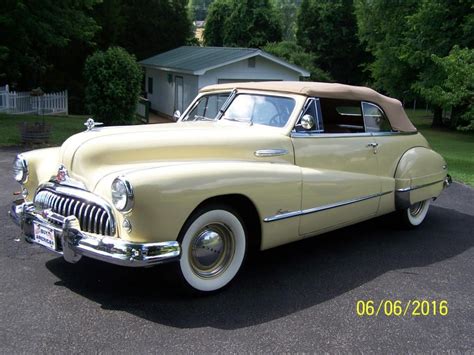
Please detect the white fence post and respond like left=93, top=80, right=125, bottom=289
left=6, top=84, right=9, bottom=111
left=65, top=90, right=69, bottom=115
left=0, top=84, right=9, bottom=112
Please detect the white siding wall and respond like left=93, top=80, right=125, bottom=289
left=145, top=56, right=301, bottom=117
left=145, top=68, right=198, bottom=117
left=198, top=56, right=301, bottom=89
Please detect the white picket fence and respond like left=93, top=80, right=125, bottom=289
left=0, top=85, right=68, bottom=115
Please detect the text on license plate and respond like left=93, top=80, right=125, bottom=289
left=33, top=222, right=56, bottom=250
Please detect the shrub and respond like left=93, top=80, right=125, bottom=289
left=84, top=47, right=142, bottom=125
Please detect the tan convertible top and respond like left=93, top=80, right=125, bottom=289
left=200, top=81, right=417, bottom=132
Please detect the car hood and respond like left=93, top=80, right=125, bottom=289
left=59, top=121, right=294, bottom=190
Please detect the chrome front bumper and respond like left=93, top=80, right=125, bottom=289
left=9, top=200, right=181, bottom=267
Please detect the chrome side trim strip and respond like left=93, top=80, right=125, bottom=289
left=371, top=131, right=418, bottom=136
left=291, top=132, right=372, bottom=138
left=395, top=179, right=445, bottom=192
left=291, top=131, right=418, bottom=138
left=263, top=190, right=392, bottom=222
left=254, top=149, right=288, bottom=157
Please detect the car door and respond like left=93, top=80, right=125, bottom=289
left=291, top=97, right=383, bottom=237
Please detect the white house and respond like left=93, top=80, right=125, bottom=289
left=139, top=46, right=310, bottom=118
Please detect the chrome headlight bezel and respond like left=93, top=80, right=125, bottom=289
left=111, top=176, right=134, bottom=213
left=13, top=155, right=28, bottom=184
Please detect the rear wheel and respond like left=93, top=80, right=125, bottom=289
left=177, top=205, right=247, bottom=292
left=396, top=199, right=431, bottom=228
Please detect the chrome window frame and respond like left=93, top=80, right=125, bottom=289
left=293, top=97, right=325, bottom=134
left=293, top=97, right=367, bottom=136
left=291, top=97, right=416, bottom=138
left=361, top=101, right=394, bottom=133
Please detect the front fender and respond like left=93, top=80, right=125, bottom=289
left=19, top=147, right=61, bottom=202
left=97, top=161, right=302, bottom=247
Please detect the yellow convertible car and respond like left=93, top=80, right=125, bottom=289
left=10, top=82, right=451, bottom=292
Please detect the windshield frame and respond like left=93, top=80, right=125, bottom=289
left=178, top=89, right=306, bottom=134
left=179, top=90, right=234, bottom=122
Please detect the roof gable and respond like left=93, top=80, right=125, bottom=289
left=139, top=46, right=310, bottom=77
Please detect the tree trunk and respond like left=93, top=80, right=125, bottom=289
left=431, top=106, right=443, bottom=128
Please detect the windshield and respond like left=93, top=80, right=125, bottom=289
left=182, top=92, right=231, bottom=121
left=222, top=94, right=295, bottom=127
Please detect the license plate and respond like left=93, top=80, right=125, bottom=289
left=33, top=222, right=57, bottom=251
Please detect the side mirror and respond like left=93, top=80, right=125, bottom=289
left=301, top=114, right=315, bottom=130
left=173, top=110, right=181, bottom=120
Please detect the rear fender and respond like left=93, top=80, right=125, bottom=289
left=394, top=147, right=447, bottom=209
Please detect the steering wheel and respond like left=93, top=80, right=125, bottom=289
left=269, top=113, right=283, bottom=127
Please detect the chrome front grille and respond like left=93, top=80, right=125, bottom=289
left=34, top=188, right=115, bottom=236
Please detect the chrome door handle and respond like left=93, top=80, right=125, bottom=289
left=367, top=142, right=379, bottom=154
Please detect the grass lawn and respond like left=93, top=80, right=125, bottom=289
left=406, top=109, right=474, bottom=186
left=0, top=113, right=87, bottom=147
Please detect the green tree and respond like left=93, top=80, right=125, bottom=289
left=263, top=41, right=331, bottom=81
left=355, top=0, right=473, bottom=127
left=189, top=0, right=214, bottom=21
left=92, top=0, right=126, bottom=50
left=203, top=0, right=232, bottom=46
left=355, top=0, right=418, bottom=98
left=0, top=0, right=99, bottom=88
left=414, top=47, right=474, bottom=130
left=204, top=0, right=282, bottom=48
left=296, top=0, right=367, bottom=84
left=118, top=0, right=193, bottom=60
left=404, top=0, right=473, bottom=126
left=272, top=0, right=302, bottom=41
left=84, top=47, right=142, bottom=125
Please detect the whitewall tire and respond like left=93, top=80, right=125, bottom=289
left=178, top=206, right=247, bottom=292
left=398, top=199, right=431, bottom=228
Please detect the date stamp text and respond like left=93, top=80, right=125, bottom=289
left=356, top=300, right=448, bottom=317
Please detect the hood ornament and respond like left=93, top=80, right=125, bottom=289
left=55, top=165, right=69, bottom=183
left=51, top=164, right=86, bottom=189
left=84, top=118, right=103, bottom=131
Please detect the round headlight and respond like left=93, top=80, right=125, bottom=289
left=13, top=155, right=28, bottom=184
left=111, top=177, right=134, bottom=212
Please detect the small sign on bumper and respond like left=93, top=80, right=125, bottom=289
left=33, top=222, right=56, bottom=251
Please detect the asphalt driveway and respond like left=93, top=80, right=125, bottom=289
left=1, top=148, right=473, bottom=353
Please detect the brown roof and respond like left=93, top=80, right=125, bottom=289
left=200, top=81, right=417, bottom=132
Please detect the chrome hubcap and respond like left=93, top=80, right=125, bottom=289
left=409, top=201, right=425, bottom=217
left=190, top=223, right=234, bottom=278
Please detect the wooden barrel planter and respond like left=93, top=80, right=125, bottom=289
left=19, top=122, right=51, bottom=144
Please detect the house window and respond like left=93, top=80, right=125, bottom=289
left=148, top=77, right=153, bottom=94
left=248, top=57, right=256, bottom=68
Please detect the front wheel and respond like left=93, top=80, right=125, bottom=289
left=396, top=199, right=431, bottom=228
left=177, top=205, right=247, bottom=293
